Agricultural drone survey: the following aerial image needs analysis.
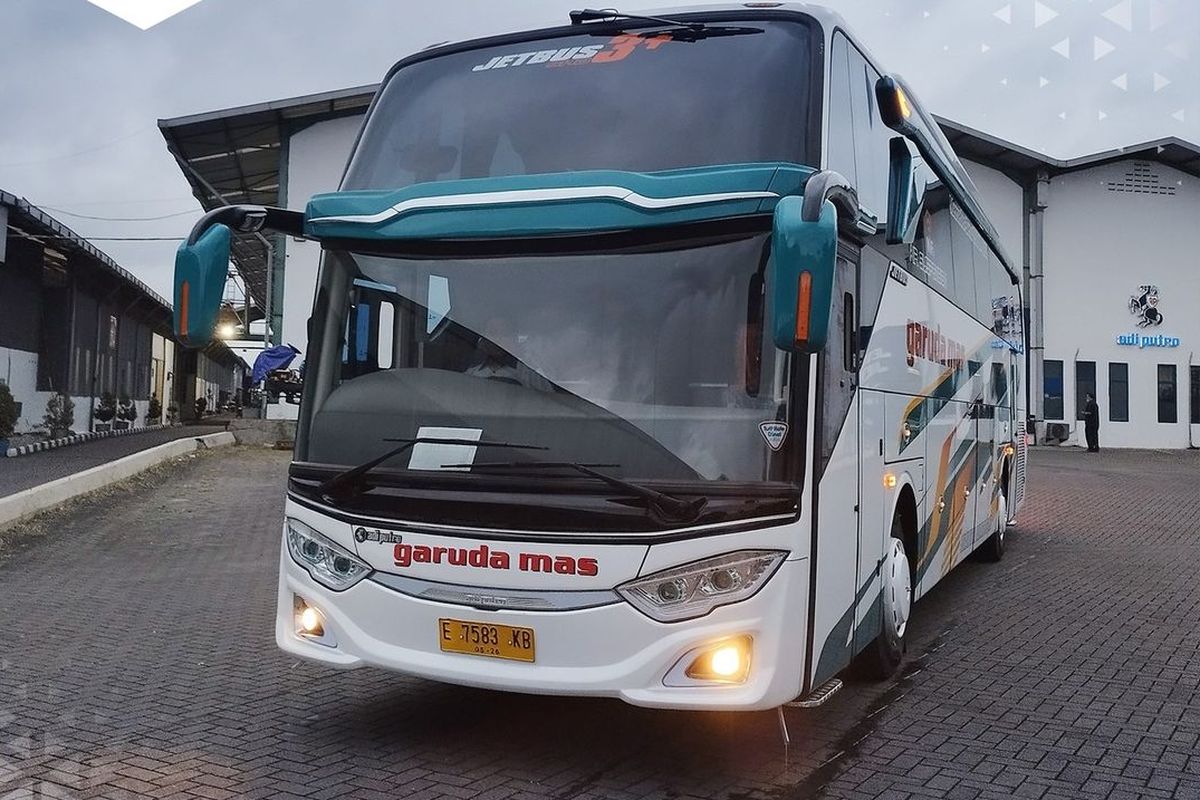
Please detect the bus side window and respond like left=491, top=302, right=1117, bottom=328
left=827, top=34, right=857, bottom=191
left=949, top=203, right=979, bottom=320
left=846, top=41, right=890, bottom=223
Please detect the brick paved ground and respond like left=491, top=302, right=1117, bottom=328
left=0, top=425, right=224, bottom=498
left=0, top=446, right=1197, bottom=799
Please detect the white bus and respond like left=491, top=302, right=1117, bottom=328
left=174, top=3, right=1027, bottom=711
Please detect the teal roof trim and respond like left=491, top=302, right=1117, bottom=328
left=304, top=163, right=816, bottom=240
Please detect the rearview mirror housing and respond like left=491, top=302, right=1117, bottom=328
left=771, top=195, right=838, bottom=353
left=173, top=223, right=231, bottom=348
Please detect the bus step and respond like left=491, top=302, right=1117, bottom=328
left=787, top=678, right=844, bottom=708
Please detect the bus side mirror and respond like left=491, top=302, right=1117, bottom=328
left=771, top=195, right=838, bottom=354
left=174, top=223, right=231, bottom=348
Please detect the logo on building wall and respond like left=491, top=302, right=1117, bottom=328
left=1128, top=285, right=1165, bottom=328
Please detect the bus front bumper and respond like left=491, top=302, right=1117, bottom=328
left=275, top=549, right=810, bottom=711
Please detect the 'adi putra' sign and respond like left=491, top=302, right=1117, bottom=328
left=1116, top=332, right=1181, bottom=349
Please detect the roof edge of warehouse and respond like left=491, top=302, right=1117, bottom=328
left=1, top=189, right=171, bottom=312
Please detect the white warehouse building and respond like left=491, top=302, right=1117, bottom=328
left=160, top=86, right=1200, bottom=449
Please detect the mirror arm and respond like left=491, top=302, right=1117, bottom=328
left=185, top=205, right=305, bottom=246
left=801, top=171, right=876, bottom=235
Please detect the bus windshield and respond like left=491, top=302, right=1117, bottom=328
left=297, top=232, right=797, bottom=501
left=343, top=17, right=818, bottom=190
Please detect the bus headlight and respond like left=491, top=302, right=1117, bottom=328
left=286, top=518, right=372, bottom=591
left=616, top=550, right=787, bottom=622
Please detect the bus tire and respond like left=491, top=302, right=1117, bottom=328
left=863, top=514, right=912, bottom=679
left=978, top=492, right=1007, bottom=562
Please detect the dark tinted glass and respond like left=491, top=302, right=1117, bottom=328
left=949, top=204, right=979, bottom=319
left=345, top=21, right=816, bottom=190
left=1044, top=359, right=1064, bottom=420
left=303, top=234, right=793, bottom=484
left=1075, top=361, right=1095, bottom=420
left=843, top=34, right=892, bottom=220
left=1158, top=363, right=1177, bottom=423
left=1108, top=362, right=1128, bottom=422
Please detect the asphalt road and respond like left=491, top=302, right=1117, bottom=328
left=0, top=425, right=225, bottom=498
left=0, top=445, right=1197, bottom=799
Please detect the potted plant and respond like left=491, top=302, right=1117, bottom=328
left=122, top=398, right=139, bottom=428
left=166, top=402, right=179, bottom=425
left=114, top=395, right=134, bottom=431
left=42, top=392, right=76, bottom=440
left=94, top=392, right=117, bottom=433
left=0, top=382, right=18, bottom=451
left=148, top=394, right=163, bottom=426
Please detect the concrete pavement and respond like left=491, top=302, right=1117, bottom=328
left=1, top=446, right=1198, bottom=799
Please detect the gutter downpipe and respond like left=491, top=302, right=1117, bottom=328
left=1027, top=169, right=1049, bottom=445
left=1190, top=351, right=1196, bottom=449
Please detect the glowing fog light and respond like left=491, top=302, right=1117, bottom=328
left=299, top=606, right=321, bottom=634
left=708, top=645, right=742, bottom=677
left=666, top=636, right=754, bottom=686
left=293, top=594, right=337, bottom=646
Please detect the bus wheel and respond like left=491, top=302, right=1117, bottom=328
left=863, top=516, right=912, bottom=679
left=978, top=493, right=1007, bottom=562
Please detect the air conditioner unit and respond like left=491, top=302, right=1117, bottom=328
left=1044, top=422, right=1069, bottom=443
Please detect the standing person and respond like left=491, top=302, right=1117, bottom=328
left=1083, top=392, right=1100, bottom=452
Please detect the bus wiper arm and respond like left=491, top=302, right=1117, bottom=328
left=460, top=461, right=708, bottom=523
left=570, top=8, right=705, bottom=30
left=569, top=9, right=761, bottom=40
left=319, top=438, right=548, bottom=501
left=569, top=9, right=762, bottom=40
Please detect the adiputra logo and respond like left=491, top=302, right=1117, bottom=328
left=86, top=0, right=205, bottom=30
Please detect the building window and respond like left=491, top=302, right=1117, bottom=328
left=1108, top=363, right=1128, bottom=423
left=1044, top=359, right=1064, bottom=420
left=1157, top=364, right=1177, bottom=424
left=1191, top=366, right=1199, bottom=425
left=1075, top=361, right=1096, bottom=420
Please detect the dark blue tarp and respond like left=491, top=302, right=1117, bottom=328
left=252, top=344, right=300, bottom=385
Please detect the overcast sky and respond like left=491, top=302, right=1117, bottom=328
left=1, top=0, right=1196, bottom=300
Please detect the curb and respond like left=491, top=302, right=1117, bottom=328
left=0, top=431, right=236, bottom=531
left=4, top=424, right=180, bottom=459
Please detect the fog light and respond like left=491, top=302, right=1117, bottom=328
left=709, top=645, right=742, bottom=677
left=293, top=595, right=326, bottom=639
left=682, top=636, right=753, bottom=684
left=300, top=607, right=321, bottom=634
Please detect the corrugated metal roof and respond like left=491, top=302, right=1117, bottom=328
left=157, top=85, right=378, bottom=308
left=0, top=189, right=171, bottom=312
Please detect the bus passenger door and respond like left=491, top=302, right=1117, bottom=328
left=809, top=248, right=862, bottom=688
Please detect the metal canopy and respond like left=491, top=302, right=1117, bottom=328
left=157, top=85, right=378, bottom=308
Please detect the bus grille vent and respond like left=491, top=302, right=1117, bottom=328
left=1105, top=162, right=1178, bottom=196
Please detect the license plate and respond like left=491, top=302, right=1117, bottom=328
left=438, top=618, right=536, bottom=662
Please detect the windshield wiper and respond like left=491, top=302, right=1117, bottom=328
left=568, top=8, right=762, bottom=40
left=570, top=8, right=706, bottom=30
left=456, top=461, right=708, bottom=524
left=318, top=437, right=548, bottom=501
